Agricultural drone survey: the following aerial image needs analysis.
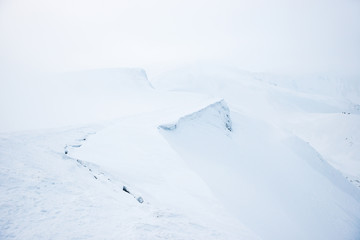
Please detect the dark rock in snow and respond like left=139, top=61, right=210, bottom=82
left=123, top=186, right=130, bottom=194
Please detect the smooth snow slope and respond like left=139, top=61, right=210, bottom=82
left=0, top=68, right=260, bottom=240
left=1, top=67, right=360, bottom=240
left=152, top=65, right=360, bottom=186
left=159, top=100, right=360, bottom=240
left=68, top=109, right=258, bottom=240
left=0, top=123, right=258, bottom=240
left=0, top=68, right=154, bottom=132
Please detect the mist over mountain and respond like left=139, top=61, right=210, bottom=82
left=1, top=1, right=360, bottom=240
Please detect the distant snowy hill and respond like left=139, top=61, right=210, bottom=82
left=1, top=67, right=360, bottom=240
left=0, top=68, right=154, bottom=132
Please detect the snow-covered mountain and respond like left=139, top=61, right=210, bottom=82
left=1, top=67, right=359, bottom=240
left=153, top=65, right=360, bottom=186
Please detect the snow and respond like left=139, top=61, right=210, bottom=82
left=1, top=66, right=360, bottom=239
left=0, top=68, right=154, bottom=132
left=152, top=65, right=360, bottom=184
left=159, top=100, right=232, bottom=132
left=159, top=102, right=360, bottom=240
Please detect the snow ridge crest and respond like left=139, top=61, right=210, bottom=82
left=159, top=100, right=232, bottom=132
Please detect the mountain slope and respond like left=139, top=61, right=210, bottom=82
left=160, top=102, right=360, bottom=240
left=1, top=67, right=360, bottom=240
left=152, top=65, right=360, bottom=186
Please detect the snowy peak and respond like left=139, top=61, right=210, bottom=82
left=159, top=100, right=232, bottom=132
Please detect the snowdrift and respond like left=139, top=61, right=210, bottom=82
left=159, top=99, right=360, bottom=240
left=63, top=106, right=259, bottom=240
left=159, top=99, right=232, bottom=132
left=153, top=65, right=360, bottom=188
left=2, top=66, right=360, bottom=240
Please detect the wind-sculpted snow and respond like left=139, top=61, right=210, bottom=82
left=1, top=65, right=360, bottom=240
left=63, top=112, right=259, bottom=240
left=160, top=109, right=360, bottom=240
left=153, top=65, right=360, bottom=189
left=159, top=100, right=232, bottom=132
left=0, top=124, right=259, bottom=240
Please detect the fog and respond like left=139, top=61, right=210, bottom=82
left=1, top=0, right=360, bottom=132
left=1, top=0, right=360, bottom=76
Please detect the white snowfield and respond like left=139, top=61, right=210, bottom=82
left=1, top=67, right=360, bottom=239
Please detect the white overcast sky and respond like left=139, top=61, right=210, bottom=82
left=0, top=0, right=359, bottom=75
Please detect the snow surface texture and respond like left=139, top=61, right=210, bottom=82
left=159, top=100, right=232, bottom=132
left=160, top=107, right=360, bottom=240
left=153, top=65, right=360, bottom=186
left=1, top=67, right=360, bottom=240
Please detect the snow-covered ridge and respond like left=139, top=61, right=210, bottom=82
left=0, top=68, right=157, bottom=132
left=52, top=68, right=153, bottom=95
left=59, top=67, right=150, bottom=82
left=159, top=100, right=232, bottom=132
